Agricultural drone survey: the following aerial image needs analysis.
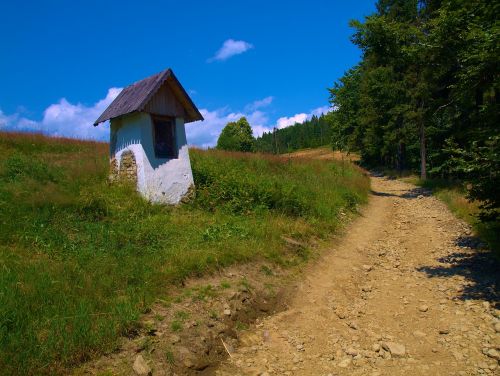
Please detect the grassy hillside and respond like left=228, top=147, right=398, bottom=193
left=0, top=132, right=369, bottom=375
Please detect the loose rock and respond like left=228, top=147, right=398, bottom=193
left=486, top=348, right=499, bottom=360
left=348, top=321, right=359, bottom=330
left=338, top=358, right=352, bottom=368
left=345, top=347, right=359, bottom=357
left=382, top=342, right=406, bottom=357
left=133, top=355, right=152, bottom=376
left=413, top=330, right=426, bottom=338
left=418, top=305, right=429, bottom=312
left=494, top=322, right=500, bottom=333
left=170, top=334, right=181, bottom=344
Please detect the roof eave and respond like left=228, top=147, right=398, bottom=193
left=93, top=68, right=204, bottom=126
left=166, top=72, right=204, bottom=123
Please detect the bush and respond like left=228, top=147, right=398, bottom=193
left=190, top=149, right=368, bottom=220
left=216, top=117, right=255, bottom=152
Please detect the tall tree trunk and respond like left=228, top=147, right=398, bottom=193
left=397, top=141, right=405, bottom=172
left=419, top=121, right=427, bottom=180
left=273, top=127, right=277, bottom=154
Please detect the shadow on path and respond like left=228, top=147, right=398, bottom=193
left=370, top=186, right=432, bottom=199
left=369, top=170, right=432, bottom=199
left=370, top=170, right=499, bottom=308
left=417, top=235, right=499, bottom=308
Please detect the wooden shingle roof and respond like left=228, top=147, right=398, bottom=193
left=94, top=68, right=203, bottom=125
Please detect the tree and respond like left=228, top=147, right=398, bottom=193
left=327, top=0, right=499, bottom=220
left=445, top=136, right=500, bottom=221
left=216, top=117, right=256, bottom=152
left=329, top=66, right=362, bottom=154
left=254, top=113, right=333, bottom=153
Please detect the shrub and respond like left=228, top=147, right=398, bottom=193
left=190, top=149, right=368, bottom=220
left=216, top=117, right=255, bottom=152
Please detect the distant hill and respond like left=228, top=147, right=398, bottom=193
left=255, top=114, right=332, bottom=154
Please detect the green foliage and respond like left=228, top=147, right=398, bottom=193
left=165, top=349, right=175, bottom=364
left=192, top=284, right=218, bottom=301
left=170, top=321, right=182, bottom=332
left=328, top=67, right=361, bottom=153
left=0, top=132, right=369, bottom=375
left=220, top=280, right=231, bottom=289
left=174, top=310, right=190, bottom=321
left=235, top=321, right=249, bottom=331
left=202, top=223, right=249, bottom=241
left=329, top=0, right=499, bottom=221
left=255, top=114, right=333, bottom=154
left=190, top=149, right=367, bottom=219
left=216, top=117, right=256, bottom=152
left=443, top=136, right=500, bottom=221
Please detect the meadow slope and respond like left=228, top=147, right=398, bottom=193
left=0, top=132, right=369, bottom=375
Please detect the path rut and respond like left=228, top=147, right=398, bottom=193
left=215, top=175, right=499, bottom=376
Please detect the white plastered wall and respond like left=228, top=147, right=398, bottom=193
left=110, top=112, right=194, bottom=204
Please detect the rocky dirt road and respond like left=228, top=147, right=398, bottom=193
left=216, top=175, right=499, bottom=376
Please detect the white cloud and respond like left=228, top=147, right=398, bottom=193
left=1, top=89, right=331, bottom=148
left=276, top=113, right=308, bottom=129
left=275, top=106, right=332, bottom=130
left=0, top=110, right=17, bottom=128
left=245, top=111, right=269, bottom=136
left=186, top=108, right=237, bottom=148
left=311, top=105, right=331, bottom=117
left=185, top=108, right=269, bottom=147
left=251, top=124, right=272, bottom=138
left=244, top=96, right=274, bottom=112
left=185, top=104, right=332, bottom=146
left=208, top=39, right=253, bottom=62
left=0, top=88, right=122, bottom=141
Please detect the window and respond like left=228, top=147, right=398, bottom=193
left=152, top=117, right=177, bottom=158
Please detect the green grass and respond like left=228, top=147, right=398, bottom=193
left=170, top=321, right=183, bottom=332
left=165, top=349, right=175, bottom=364
left=0, top=132, right=369, bottom=375
left=405, top=177, right=500, bottom=254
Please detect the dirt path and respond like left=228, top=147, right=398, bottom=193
left=215, top=175, right=499, bottom=376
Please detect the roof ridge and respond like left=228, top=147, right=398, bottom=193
left=93, top=68, right=203, bottom=125
left=136, top=68, right=171, bottom=112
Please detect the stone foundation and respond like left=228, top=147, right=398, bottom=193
left=180, top=183, right=196, bottom=204
left=109, top=157, right=119, bottom=182
left=119, top=151, right=138, bottom=184
left=109, top=151, right=138, bottom=185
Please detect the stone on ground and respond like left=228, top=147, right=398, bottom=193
left=382, top=342, right=406, bottom=357
left=133, top=355, right=152, bottom=376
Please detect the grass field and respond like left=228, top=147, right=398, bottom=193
left=281, top=146, right=360, bottom=162
left=0, top=132, right=369, bottom=375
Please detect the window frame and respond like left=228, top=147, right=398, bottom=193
left=151, top=115, right=177, bottom=159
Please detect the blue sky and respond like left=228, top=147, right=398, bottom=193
left=0, top=0, right=375, bottom=146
